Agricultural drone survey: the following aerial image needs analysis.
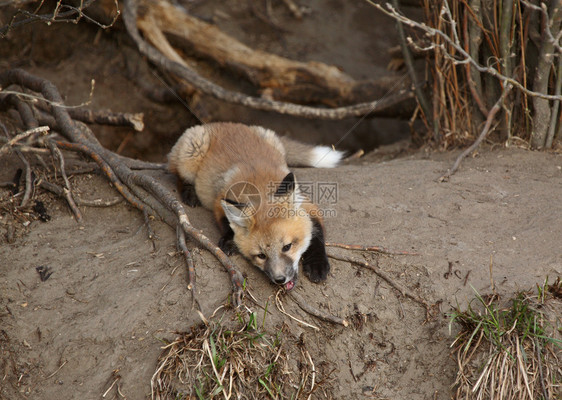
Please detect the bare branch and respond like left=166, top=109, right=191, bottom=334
left=522, top=0, right=562, bottom=54
left=289, top=290, right=348, bottom=327
left=366, top=0, right=562, bottom=101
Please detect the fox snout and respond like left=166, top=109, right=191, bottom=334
left=263, top=255, right=297, bottom=286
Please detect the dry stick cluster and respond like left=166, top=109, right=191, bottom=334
left=368, top=0, right=562, bottom=154
left=0, top=68, right=245, bottom=306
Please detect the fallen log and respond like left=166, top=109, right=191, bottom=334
left=137, top=0, right=409, bottom=108
left=122, top=0, right=416, bottom=119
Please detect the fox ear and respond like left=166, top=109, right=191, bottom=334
left=221, top=199, right=253, bottom=229
left=274, top=172, right=295, bottom=196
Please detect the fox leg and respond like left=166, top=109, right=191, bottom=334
left=213, top=203, right=238, bottom=255
left=179, top=182, right=201, bottom=207
left=301, top=203, right=330, bottom=282
left=217, top=217, right=238, bottom=255
left=167, top=125, right=211, bottom=207
left=301, top=217, right=330, bottom=282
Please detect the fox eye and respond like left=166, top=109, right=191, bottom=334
left=256, top=253, right=267, bottom=260
left=282, top=243, right=292, bottom=252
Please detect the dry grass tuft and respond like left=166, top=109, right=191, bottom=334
left=151, top=308, right=328, bottom=399
left=450, top=278, right=562, bottom=400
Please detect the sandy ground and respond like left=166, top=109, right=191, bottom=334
left=1, top=1, right=561, bottom=399
left=1, top=148, right=561, bottom=399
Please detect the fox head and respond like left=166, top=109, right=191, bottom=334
left=221, top=173, right=312, bottom=290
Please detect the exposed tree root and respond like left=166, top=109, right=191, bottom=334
left=177, top=225, right=200, bottom=310
left=0, top=126, right=50, bottom=156
left=0, top=68, right=245, bottom=306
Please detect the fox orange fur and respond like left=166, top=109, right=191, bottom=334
left=168, top=122, right=343, bottom=290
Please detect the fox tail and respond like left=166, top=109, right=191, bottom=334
left=280, top=136, right=345, bottom=168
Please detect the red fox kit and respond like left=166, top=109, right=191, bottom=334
left=168, top=122, right=343, bottom=290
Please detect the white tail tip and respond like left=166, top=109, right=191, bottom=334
left=310, top=146, right=344, bottom=168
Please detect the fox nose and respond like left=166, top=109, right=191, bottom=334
left=274, top=277, right=286, bottom=284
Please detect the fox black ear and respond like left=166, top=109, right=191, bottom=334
left=275, top=172, right=295, bottom=196
left=221, top=199, right=253, bottom=229
left=223, top=198, right=245, bottom=207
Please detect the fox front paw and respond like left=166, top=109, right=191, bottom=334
left=180, top=183, right=201, bottom=207
left=301, top=218, right=330, bottom=283
left=218, top=236, right=238, bottom=256
left=302, top=253, right=330, bottom=283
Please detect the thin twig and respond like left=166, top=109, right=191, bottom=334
left=15, top=150, right=33, bottom=208
left=0, top=0, right=120, bottom=37
left=328, top=252, right=430, bottom=311
left=522, top=0, right=562, bottom=54
left=289, top=290, right=348, bottom=327
left=0, top=126, right=50, bottom=156
left=44, top=360, right=68, bottom=380
left=71, top=109, right=143, bottom=131
left=366, top=1, right=562, bottom=101
left=439, top=85, right=512, bottom=181
left=39, top=180, right=123, bottom=207
left=102, top=378, right=119, bottom=398
left=305, top=349, right=316, bottom=400
left=275, top=290, right=319, bottom=331
left=391, top=0, right=435, bottom=136
left=47, top=140, right=83, bottom=222
left=36, top=101, right=144, bottom=131
left=464, top=0, right=488, bottom=118
left=55, top=140, right=151, bottom=214
left=76, top=197, right=123, bottom=207
left=546, top=53, right=562, bottom=148
left=325, top=241, right=419, bottom=256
